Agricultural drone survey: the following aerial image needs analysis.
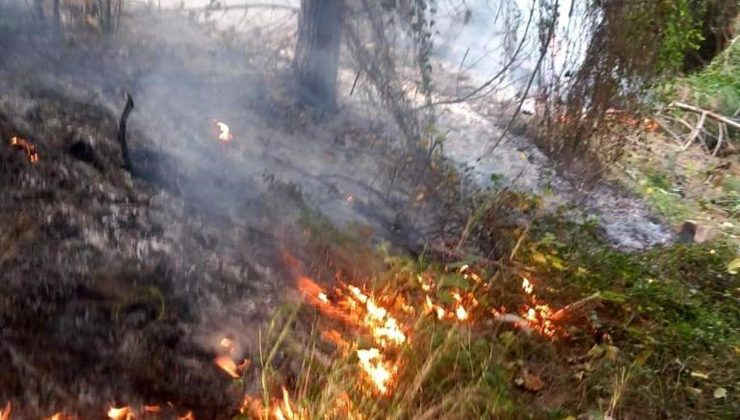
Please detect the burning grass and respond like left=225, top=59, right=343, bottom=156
left=237, top=206, right=739, bottom=419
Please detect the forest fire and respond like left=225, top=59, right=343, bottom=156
left=9, top=136, right=39, bottom=163
left=214, top=120, right=234, bottom=143
left=295, top=262, right=568, bottom=395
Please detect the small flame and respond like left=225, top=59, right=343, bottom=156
left=317, top=292, right=329, bottom=304
left=214, top=120, right=233, bottom=143
left=356, top=348, right=393, bottom=394
left=144, top=405, right=161, bottom=413
left=522, top=278, right=534, bottom=295
left=1, top=402, right=11, bottom=420
left=9, top=136, right=39, bottom=163
left=214, top=355, right=241, bottom=378
left=455, top=305, right=468, bottom=321
left=107, top=406, right=132, bottom=420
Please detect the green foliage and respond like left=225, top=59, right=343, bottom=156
left=528, top=218, right=739, bottom=418
left=656, top=0, right=707, bottom=73
left=660, top=21, right=740, bottom=114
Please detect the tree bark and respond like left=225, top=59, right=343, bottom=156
left=293, top=0, right=344, bottom=113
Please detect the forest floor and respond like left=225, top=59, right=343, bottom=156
left=0, top=4, right=738, bottom=420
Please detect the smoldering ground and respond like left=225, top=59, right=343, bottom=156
left=0, top=2, right=443, bottom=418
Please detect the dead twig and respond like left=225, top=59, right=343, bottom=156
left=670, top=102, right=740, bottom=131
left=550, top=291, right=601, bottom=321
left=713, top=123, right=725, bottom=157
left=682, top=110, right=706, bottom=150
left=654, top=115, right=685, bottom=145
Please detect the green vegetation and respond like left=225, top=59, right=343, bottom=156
left=659, top=18, right=739, bottom=114
left=244, top=193, right=739, bottom=419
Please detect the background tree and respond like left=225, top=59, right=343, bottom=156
left=293, top=0, right=344, bottom=113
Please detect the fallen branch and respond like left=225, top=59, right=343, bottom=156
left=670, top=102, right=740, bottom=130
left=682, top=110, right=706, bottom=150
left=118, top=93, right=135, bottom=173
left=429, top=242, right=528, bottom=274
left=550, top=292, right=601, bottom=321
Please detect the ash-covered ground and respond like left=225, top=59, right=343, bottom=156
left=0, top=5, right=445, bottom=418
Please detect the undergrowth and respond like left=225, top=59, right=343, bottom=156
left=659, top=20, right=740, bottom=116
left=244, top=188, right=739, bottom=419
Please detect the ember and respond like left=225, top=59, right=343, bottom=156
left=214, top=355, right=242, bottom=378
left=9, top=136, right=39, bottom=163
left=44, top=413, right=70, bottom=420
left=107, top=405, right=132, bottom=420
left=213, top=120, right=233, bottom=143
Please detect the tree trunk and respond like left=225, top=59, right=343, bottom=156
left=53, top=0, right=60, bottom=29
left=101, top=0, right=113, bottom=34
left=34, top=0, right=45, bottom=23
left=293, top=0, right=344, bottom=113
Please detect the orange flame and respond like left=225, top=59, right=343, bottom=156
left=144, top=405, right=161, bottom=413
left=1, top=401, right=11, bottom=420
left=107, top=406, right=132, bottom=420
left=517, top=277, right=560, bottom=337
left=356, top=348, right=393, bottom=394
left=214, top=355, right=241, bottom=378
left=9, top=136, right=39, bottom=163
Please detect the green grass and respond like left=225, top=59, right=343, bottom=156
left=241, top=197, right=739, bottom=419
left=632, top=166, right=693, bottom=223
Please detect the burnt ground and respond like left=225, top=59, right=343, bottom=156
left=0, top=7, right=452, bottom=419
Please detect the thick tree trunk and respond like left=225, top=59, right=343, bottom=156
left=293, top=0, right=343, bottom=113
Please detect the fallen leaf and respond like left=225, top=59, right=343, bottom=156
left=713, top=387, right=727, bottom=399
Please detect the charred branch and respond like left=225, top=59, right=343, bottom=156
left=117, top=93, right=135, bottom=173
